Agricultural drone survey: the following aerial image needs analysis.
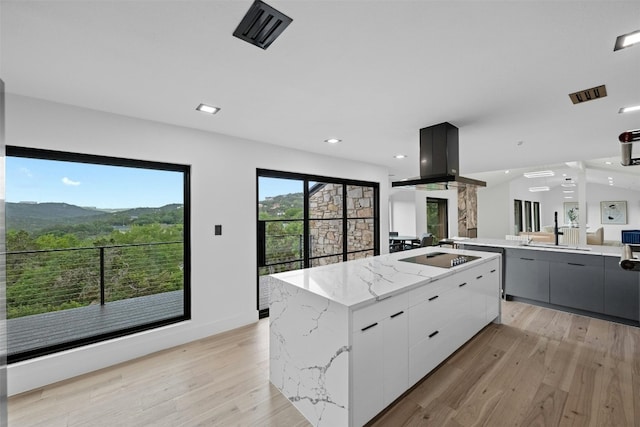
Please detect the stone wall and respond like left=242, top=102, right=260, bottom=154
left=308, top=184, right=375, bottom=263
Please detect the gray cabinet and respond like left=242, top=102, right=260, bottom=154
left=603, top=256, right=640, bottom=321
left=549, top=253, right=604, bottom=313
left=504, top=248, right=551, bottom=302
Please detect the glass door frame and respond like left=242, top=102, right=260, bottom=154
left=256, top=169, right=380, bottom=318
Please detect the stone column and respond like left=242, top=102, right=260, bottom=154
left=457, top=184, right=478, bottom=237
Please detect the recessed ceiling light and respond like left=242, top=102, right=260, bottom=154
left=524, top=170, right=555, bottom=178
left=561, top=182, right=576, bottom=187
left=504, top=170, right=510, bottom=174
left=528, top=186, right=550, bottom=192
left=619, top=105, right=640, bottom=114
left=563, top=190, right=574, bottom=193
left=605, top=161, right=612, bottom=165
left=614, top=29, right=640, bottom=51
left=196, top=103, right=220, bottom=114
left=610, top=182, right=614, bottom=186
left=562, top=173, right=567, bottom=177
left=325, top=138, right=341, bottom=144
left=608, top=177, right=613, bottom=180
left=394, top=154, right=407, bottom=159
left=564, top=196, right=574, bottom=199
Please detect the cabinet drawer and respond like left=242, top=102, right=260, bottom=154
left=407, top=276, right=454, bottom=308
left=409, top=324, right=462, bottom=386
left=352, top=292, right=408, bottom=332
left=408, top=286, right=456, bottom=345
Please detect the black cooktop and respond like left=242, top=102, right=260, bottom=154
left=398, top=252, right=480, bottom=268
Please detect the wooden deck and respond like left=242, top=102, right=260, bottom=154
left=7, top=290, right=184, bottom=357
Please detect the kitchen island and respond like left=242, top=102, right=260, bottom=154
left=456, top=238, right=640, bottom=325
left=266, top=247, right=501, bottom=427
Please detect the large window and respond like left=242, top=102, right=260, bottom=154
left=5, top=147, right=190, bottom=362
left=257, top=170, right=379, bottom=316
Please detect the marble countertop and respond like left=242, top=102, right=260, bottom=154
left=269, top=247, right=499, bottom=310
left=456, top=237, right=627, bottom=257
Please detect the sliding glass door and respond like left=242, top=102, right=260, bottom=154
left=257, top=170, right=379, bottom=316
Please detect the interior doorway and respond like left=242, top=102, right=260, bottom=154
left=426, top=197, right=448, bottom=242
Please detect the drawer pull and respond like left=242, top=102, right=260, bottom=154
left=490, top=269, right=496, bottom=273
left=476, top=275, right=483, bottom=279
left=361, top=322, right=378, bottom=332
left=428, top=330, right=439, bottom=338
left=568, top=262, right=585, bottom=266
left=390, top=311, right=404, bottom=319
left=428, top=295, right=439, bottom=301
left=459, top=282, right=468, bottom=288
left=521, top=257, right=534, bottom=261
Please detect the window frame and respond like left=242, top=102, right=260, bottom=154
left=5, top=146, right=191, bottom=363
left=256, top=169, right=380, bottom=318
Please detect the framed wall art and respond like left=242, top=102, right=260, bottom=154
left=601, top=201, right=627, bottom=224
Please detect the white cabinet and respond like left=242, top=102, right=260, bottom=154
left=406, top=258, right=501, bottom=389
left=350, top=255, right=501, bottom=426
left=351, top=293, right=408, bottom=427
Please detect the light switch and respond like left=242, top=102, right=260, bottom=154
left=215, top=225, right=222, bottom=235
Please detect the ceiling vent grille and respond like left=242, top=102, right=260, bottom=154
left=568, top=84, right=607, bottom=105
left=233, top=0, right=293, bottom=50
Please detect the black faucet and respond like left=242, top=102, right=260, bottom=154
left=554, top=211, right=563, bottom=245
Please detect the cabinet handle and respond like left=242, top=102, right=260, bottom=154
left=568, top=262, right=585, bottom=266
left=428, top=295, right=439, bottom=301
left=428, top=330, right=439, bottom=338
left=361, top=322, right=378, bottom=332
left=390, top=311, right=404, bottom=319
left=476, top=275, right=483, bottom=279
left=521, top=257, right=534, bottom=261
left=459, top=282, right=467, bottom=287
left=490, top=269, right=496, bottom=273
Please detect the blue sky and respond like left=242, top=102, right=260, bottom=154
left=258, top=177, right=304, bottom=200
left=6, top=157, right=184, bottom=209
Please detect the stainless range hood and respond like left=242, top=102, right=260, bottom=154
left=392, top=122, right=486, bottom=188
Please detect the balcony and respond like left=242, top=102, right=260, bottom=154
left=5, top=241, right=186, bottom=362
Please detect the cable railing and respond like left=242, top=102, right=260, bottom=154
left=5, top=241, right=184, bottom=319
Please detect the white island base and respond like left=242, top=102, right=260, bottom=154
left=268, top=248, right=501, bottom=427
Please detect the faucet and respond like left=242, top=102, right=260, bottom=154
left=554, top=211, right=563, bottom=245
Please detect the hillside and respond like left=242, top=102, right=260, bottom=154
left=6, top=202, right=184, bottom=233
left=259, top=192, right=303, bottom=218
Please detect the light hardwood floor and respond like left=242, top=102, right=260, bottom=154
left=8, top=301, right=640, bottom=426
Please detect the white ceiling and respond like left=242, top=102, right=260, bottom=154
left=2, top=1, right=639, bottom=185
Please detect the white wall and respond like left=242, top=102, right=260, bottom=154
left=389, top=189, right=415, bottom=236
left=389, top=187, right=458, bottom=238
left=477, top=180, right=509, bottom=238
left=5, top=94, right=390, bottom=394
left=578, top=183, right=639, bottom=242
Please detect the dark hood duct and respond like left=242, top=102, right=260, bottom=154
left=392, top=122, right=486, bottom=188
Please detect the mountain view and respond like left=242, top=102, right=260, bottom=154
left=6, top=201, right=184, bottom=236
left=258, top=192, right=303, bottom=219
left=6, top=201, right=185, bottom=319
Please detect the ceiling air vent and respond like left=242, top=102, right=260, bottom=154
left=568, top=84, right=607, bottom=105
left=233, top=0, right=293, bottom=50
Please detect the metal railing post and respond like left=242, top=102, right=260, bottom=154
left=100, top=247, right=105, bottom=305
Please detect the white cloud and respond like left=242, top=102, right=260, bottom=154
left=62, top=177, right=81, bottom=186
left=19, top=167, right=33, bottom=177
